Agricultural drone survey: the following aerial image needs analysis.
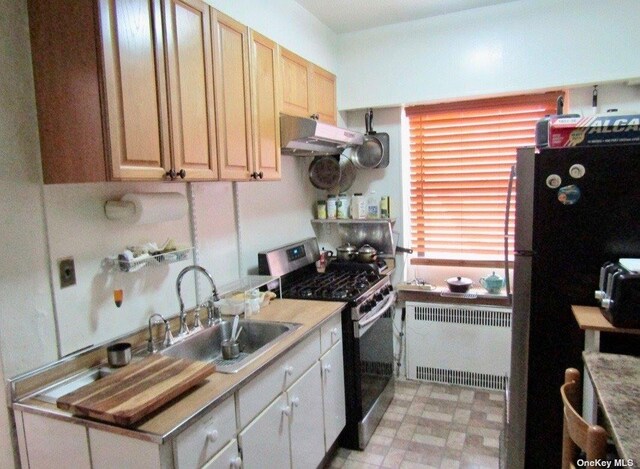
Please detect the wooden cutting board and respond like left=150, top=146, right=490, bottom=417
left=57, top=355, right=215, bottom=426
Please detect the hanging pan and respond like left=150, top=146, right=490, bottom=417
left=351, top=109, right=383, bottom=169
left=335, top=153, right=356, bottom=192
left=308, top=155, right=341, bottom=190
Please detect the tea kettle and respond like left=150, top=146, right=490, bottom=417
left=479, top=271, right=505, bottom=294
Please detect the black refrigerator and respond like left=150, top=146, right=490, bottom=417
left=504, top=145, right=640, bottom=468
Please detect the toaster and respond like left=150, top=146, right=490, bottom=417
left=594, top=259, right=640, bottom=328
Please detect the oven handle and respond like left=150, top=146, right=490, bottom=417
left=358, top=291, right=397, bottom=328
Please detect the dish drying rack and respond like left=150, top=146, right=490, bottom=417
left=104, top=246, right=193, bottom=273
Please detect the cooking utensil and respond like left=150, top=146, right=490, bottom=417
left=351, top=109, right=383, bottom=169
left=334, top=153, right=356, bottom=192
left=233, top=326, right=243, bottom=342
left=231, top=315, right=239, bottom=341
left=356, top=244, right=377, bottom=263
left=367, top=108, right=390, bottom=169
left=336, top=243, right=358, bottom=261
left=221, top=339, right=240, bottom=360
left=308, top=155, right=341, bottom=189
left=446, top=276, right=473, bottom=293
left=106, top=342, right=131, bottom=367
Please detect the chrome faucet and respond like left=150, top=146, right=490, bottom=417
left=147, top=313, right=174, bottom=353
left=176, top=265, right=220, bottom=337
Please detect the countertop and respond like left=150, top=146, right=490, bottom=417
left=12, top=298, right=344, bottom=444
left=395, top=283, right=511, bottom=307
left=572, top=305, right=640, bottom=335
left=583, top=351, right=640, bottom=461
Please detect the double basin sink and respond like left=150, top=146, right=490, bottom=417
left=35, top=318, right=301, bottom=403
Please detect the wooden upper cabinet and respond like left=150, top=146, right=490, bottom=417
left=28, top=0, right=218, bottom=183
left=280, top=47, right=337, bottom=125
left=163, top=0, right=218, bottom=180
left=99, top=0, right=170, bottom=181
left=211, top=10, right=253, bottom=180
left=249, top=31, right=281, bottom=181
left=309, top=66, right=337, bottom=125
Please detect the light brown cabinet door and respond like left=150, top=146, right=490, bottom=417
left=249, top=31, right=281, bottom=181
left=280, top=48, right=311, bottom=119
left=164, top=0, right=218, bottom=181
left=310, top=66, right=337, bottom=125
left=211, top=10, right=253, bottom=180
left=99, top=0, right=171, bottom=181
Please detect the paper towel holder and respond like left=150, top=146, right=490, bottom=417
left=104, top=200, right=137, bottom=221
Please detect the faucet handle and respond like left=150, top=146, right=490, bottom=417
left=192, top=307, right=203, bottom=333
left=163, top=320, right=175, bottom=347
left=204, top=298, right=222, bottom=327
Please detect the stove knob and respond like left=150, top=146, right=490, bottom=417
left=382, top=286, right=391, bottom=295
left=361, top=303, right=371, bottom=313
left=374, top=293, right=384, bottom=302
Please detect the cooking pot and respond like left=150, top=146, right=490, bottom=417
left=356, top=244, right=377, bottom=263
left=336, top=243, right=358, bottom=261
left=446, top=276, right=473, bottom=293
left=480, top=271, right=505, bottom=294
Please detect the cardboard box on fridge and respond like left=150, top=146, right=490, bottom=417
left=548, top=114, right=640, bottom=148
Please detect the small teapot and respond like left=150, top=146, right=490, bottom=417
left=479, top=271, right=505, bottom=294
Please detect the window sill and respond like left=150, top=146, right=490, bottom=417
left=410, top=258, right=514, bottom=269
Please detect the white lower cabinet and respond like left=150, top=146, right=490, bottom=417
left=15, top=314, right=346, bottom=469
left=289, top=361, right=324, bottom=469
left=321, top=341, right=347, bottom=451
left=238, top=394, right=290, bottom=469
left=201, top=439, right=242, bottom=469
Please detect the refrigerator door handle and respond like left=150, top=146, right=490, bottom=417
left=504, top=164, right=516, bottom=301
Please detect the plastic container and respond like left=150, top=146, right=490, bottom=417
left=327, top=195, right=337, bottom=219
left=316, top=200, right=327, bottom=219
left=380, top=196, right=389, bottom=218
left=366, top=191, right=379, bottom=219
left=337, top=193, right=350, bottom=219
left=350, top=193, right=366, bottom=219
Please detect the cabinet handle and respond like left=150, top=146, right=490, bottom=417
left=291, top=396, right=300, bottom=408
left=230, top=456, right=242, bottom=469
left=165, top=169, right=176, bottom=180
left=206, top=429, right=219, bottom=443
left=324, top=364, right=332, bottom=373
left=250, top=171, right=264, bottom=179
left=331, top=327, right=338, bottom=339
left=310, top=113, right=319, bottom=120
left=281, top=405, right=292, bottom=416
left=284, top=365, right=293, bottom=376
left=177, top=169, right=186, bottom=179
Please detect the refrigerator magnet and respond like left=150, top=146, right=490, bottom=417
left=557, top=184, right=581, bottom=205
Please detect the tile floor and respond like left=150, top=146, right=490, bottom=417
left=325, top=380, right=504, bottom=469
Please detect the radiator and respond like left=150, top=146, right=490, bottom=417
left=406, top=302, right=512, bottom=390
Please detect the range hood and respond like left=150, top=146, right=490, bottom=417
left=280, top=115, right=364, bottom=156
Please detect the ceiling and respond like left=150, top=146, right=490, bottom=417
left=294, top=0, right=520, bottom=33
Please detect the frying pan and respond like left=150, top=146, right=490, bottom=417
left=308, top=155, right=341, bottom=190
left=367, top=108, right=389, bottom=168
left=351, top=109, right=383, bottom=169
left=333, top=153, right=356, bottom=192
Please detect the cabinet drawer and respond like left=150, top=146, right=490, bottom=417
left=320, top=313, right=342, bottom=354
left=174, top=396, right=236, bottom=469
left=237, top=330, right=320, bottom=428
left=201, top=439, right=241, bottom=469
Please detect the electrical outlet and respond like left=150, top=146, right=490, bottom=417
left=59, top=257, right=76, bottom=288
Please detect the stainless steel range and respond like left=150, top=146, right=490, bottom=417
left=259, top=238, right=396, bottom=450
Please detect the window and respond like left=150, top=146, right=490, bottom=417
left=407, top=92, right=562, bottom=265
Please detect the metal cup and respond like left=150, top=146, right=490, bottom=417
left=107, top=342, right=132, bottom=367
left=221, top=339, right=240, bottom=360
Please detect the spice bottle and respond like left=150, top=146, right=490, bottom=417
left=351, top=193, right=366, bottom=219
left=327, top=195, right=337, bottom=219
left=380, top=196, right=389, bottom=218
left=337, top=193, right=350, bottom=219
left=316, top=200, right=327, bottom=219
left=366, top=191, right=379, bottom=219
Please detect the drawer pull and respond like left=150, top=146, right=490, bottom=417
left=284, top=365, right=294, bottom=376
left=324, top=364, right=332, bottom=373
left=291, top=396, right=300, bottom=408
left=230, top=456, right=242, bottom=469
left=331, top=327, right=338, bottom=338
left=282, top=405, right=292, bottom=416
left=206, top=430, right=219, bottom=443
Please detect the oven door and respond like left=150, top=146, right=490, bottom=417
left=354, top=292, right=396, bottom=447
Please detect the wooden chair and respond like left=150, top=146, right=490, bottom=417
left=561, top=368, right=608, bottom=469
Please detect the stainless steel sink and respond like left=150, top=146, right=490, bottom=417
left=34, top=367, right=115, bottom=404
left=160, top=319, right=301, bottom=373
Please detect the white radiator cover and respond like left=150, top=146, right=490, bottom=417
left=406, top=302, right=512, bottom=390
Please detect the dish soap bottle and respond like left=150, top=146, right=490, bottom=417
left=367, top=190, right=379, bottom=219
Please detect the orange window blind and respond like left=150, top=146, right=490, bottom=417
left=406, top=92, right=563, bottom=264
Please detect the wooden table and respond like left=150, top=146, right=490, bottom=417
left=571, top=305, right=640, bottom=423
left=583, top=351, right=640, bottom=462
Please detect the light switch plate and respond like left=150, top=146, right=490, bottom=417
left=59, top=257, right=76, bottom=288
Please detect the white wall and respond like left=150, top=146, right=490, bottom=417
left=0, top=1, right=336, bottom=467
left=336, top=0, right=640, bottom=110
